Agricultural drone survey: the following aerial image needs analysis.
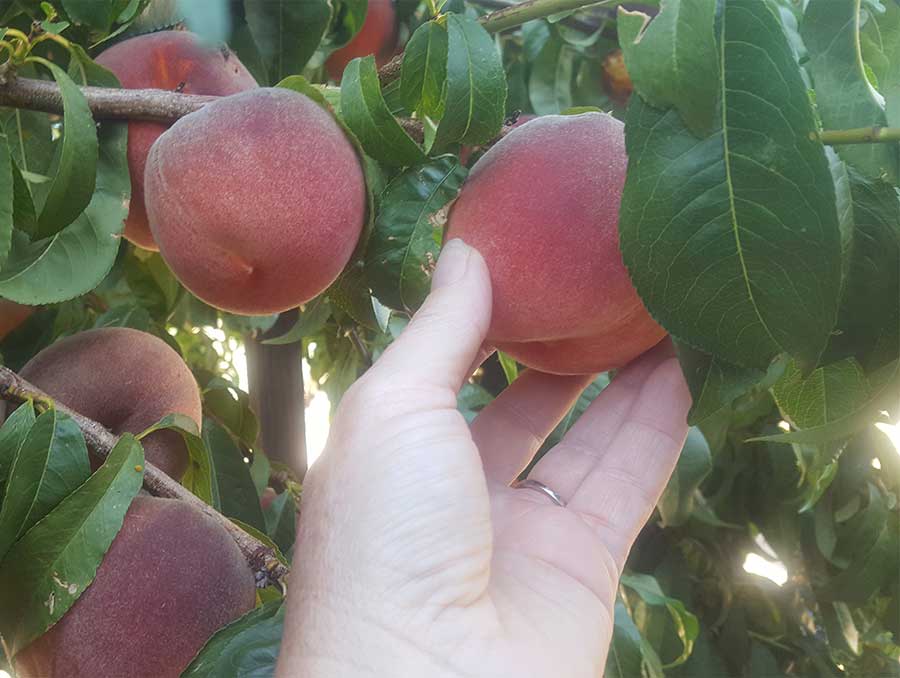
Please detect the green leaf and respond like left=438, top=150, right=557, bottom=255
left=617, top=0, right=718, bottom=137
left=457, top=381, right=494, bottom=423
left=264, top=491, right=297, bottom=557
left=619, top=0, right=843, bottom=369
left=244, top=0, right=331, bottom=84
left=658, top=427, right=712, bottom=527
left=828, top=171, right=900, bottom=369
left=203, top=379, right=259, bottom=451
left=803, top=0, right=899, bottom=182
left=0, top=134, right=13, bottom=270
left=183, top=601, right=285, bottom=677
left=401, top=19, right=448, bottom=118
left=861, top=0, right=900, bottom=129
left=366, top=156, right=466, bottom=311
left=528, top=33, right=574, bottom=115
left=262, top=296, right=332, bottom=345
left=675, top=341, right=767, bottom=424
left=10, top=159, right=37, bottom=238
left=341, top=56, right=426, bottom=167
left=138, top=414, right=214, bottom=506
left=497, top=352, right=519, bottom=385
left=822, top=601, right=861, bottom=656
left=0, top=67, right=127, bottom=304
left=621, top=573, right=699, bottom=668
left=0, top=434, right=144, bottom=656
left=326, top=260, right=379, bottom=330
left=0, top=410, right=91, bottom=560
left=204, top=418, right=266, bottom=531
left=0, top=402, right=36, bottom=498
left=60, top=0, right=120, bottom=31
left=823, top=511, right=900, bottom=605
left=752, top=359, right=899, bottom=444
left=772, top=357, right=871, bottom=430
left=432, top=14, right=508, bottom=149
left=605, top=599, right=664, bottom=678
left=29, top=59, right=98, bottom=240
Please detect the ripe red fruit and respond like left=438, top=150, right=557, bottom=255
left=0, top=299, right=33, bottom=340
left=445, top=113, right=666, bottom=375
left=18, top=328, right=202, bottom=480
left=96, top=31, right=258, bottom=250
left=144, top=88, right=367, bottom=316
left=326, top=0, right=398, bottom=80
left=15, top=496, right=256, bottom=678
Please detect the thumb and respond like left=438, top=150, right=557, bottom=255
left=369, top=238, right=492, bottom=393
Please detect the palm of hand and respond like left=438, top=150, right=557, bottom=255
left=278, top=243, right=690, bottom=678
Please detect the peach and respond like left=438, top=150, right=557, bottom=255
left=96, top=31, right=257, bottom=250
left=460, top=113, right=536, bottom=166
left=445, top=113, right=666, bottom=375
left=144, top=88, right=367, bottom=315
left=326, top=0, right=398, bottom=80
left=18, top=328, right=201, bottom=480
left=15, top=496, right=256, bottom=678
left=0, top=299, right=33, bottom=340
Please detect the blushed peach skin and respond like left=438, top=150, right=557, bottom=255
left=0, top=299, right=33, bottom=340
left=16, top=496, right=256, bottom=678
left=445, top=113, right=666, bottom=375
left=144, top=88, right=367, bottom=316
left=96, top=31, right=258, bottom=250
left=18, top=328, right=202, bottom=480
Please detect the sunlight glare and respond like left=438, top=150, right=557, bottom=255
left=743, top=553, right=789, bottom=586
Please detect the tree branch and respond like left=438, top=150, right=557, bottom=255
left=818, top=126, right=900, bottom=145
left=0, top=365, right=289, bottom=589
left=0, top=72, right=216, bottom=121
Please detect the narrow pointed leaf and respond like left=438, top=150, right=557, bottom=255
left=618, top=0, right=719, bottom=136
left=244, top=0, right=331, bottom=83
left=803, top=0, right=899, bottom=181
left=433, top=14, right=507, bottom=149
left=341, top=56, right=426, bottom=167
left=0, top=434, right=144, bottom=655
left=0, top=402, right=36, bottom=497
left=401, top=19, right=448, bottom=118
left=31, top=59, right=97, bottom=239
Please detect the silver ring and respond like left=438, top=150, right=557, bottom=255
left=511, top=478, right=566, bottom=507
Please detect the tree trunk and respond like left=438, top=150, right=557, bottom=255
left=246, top=311, right=308, bottom=480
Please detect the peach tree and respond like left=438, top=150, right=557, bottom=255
left=0, top=0, right=898, bottom=676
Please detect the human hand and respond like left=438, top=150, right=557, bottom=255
left=277, top=239, right=692, bottom=678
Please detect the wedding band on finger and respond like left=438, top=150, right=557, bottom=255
left=511, top=478, right=567, bottom=507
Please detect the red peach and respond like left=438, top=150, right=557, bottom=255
left=96, top=31, right=258, bottom=250
left=445, top=113, right=666, bottom=375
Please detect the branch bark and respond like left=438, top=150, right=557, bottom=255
left=246, top=311, right=309, bottom=481
left=0, top=72, right=216, bottom=121
left=0, top=365, right=289, bottom=588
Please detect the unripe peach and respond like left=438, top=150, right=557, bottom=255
left=96, top=31, right=258, bottom=250
left=15, top=496, right=256, bottom=678
left=18, top=328, right=202, bottom=480
left=0, top=299, right=33, bottom=340
left=445, top=113, right=665, bottom=375
left=144, top=88, right=367, bottom=315
left=326, top=0, right=398, bottom=80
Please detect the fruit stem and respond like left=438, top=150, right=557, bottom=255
left=818, top=126, right=900, bottom=145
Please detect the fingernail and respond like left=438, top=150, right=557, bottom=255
left=433, top=238, right=471, bottom=289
